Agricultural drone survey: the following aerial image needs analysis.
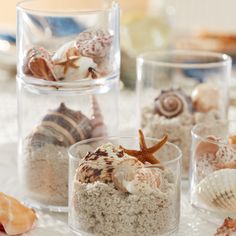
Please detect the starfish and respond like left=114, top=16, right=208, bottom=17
left=55, top=52, right=79, bottom=75
left=120, top=129, right=168, bottom=164
left=215, top=161, right=236, bottom=169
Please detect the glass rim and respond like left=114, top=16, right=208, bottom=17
left=68, top=136, right=182, bottom=166
left=137, top=50, right=232, bottom=69
left=17, top=0, right=119, bottom=15
left=191, top=120, right=236, bottom=146
left=16, top=72, right=119, bottom=93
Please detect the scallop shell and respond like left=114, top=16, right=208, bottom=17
left=76, top=143, right=128, bottom=184
left=75, top=29, right=113, bottom=65
left=196, top=169, right=236, bottom=211
left=191, top=83, right=220, bottom=112
left=30, top=103, right=92, bottom=150
left=112, top=159, right=162, bottom=194
left=154, top=88, right=192, bottom=118
left=91, top=95, right=107, bottom=137
left=0, top=192, right=37, bottom=235
left=23, top=47, right=56, bottom=81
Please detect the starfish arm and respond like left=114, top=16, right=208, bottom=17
left=147, top=134, right=168, bottom=153
left=215, top=161, right=236, bottom=169
left=119, top=146, right=141, bottom=156
left=145, top=154, right=160, bottom=164
left=139, top=129, right=147, bottom=150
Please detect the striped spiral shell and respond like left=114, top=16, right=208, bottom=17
left=154, top=88, right=191, bottom=118
left=30, top=103, right=92, bottom=150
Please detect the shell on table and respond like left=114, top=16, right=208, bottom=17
left=29, top=103, right=92, bottom=150
left=154, top=88, right=192, bottom=119
left=112, top=158, right=162, bottom=194
left=191, top=83, right=220, bottom=113
left=195, top=169, right=236, bottom=211
left=0, top=192, right=37, bottom=235
left=23, top=46, right=56, bottom=81
left=75, top=28, right=113, bottom=65
left=91, top=95, right=107, bottom=137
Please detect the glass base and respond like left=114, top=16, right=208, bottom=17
left=23, top=198, right=68, bottom=212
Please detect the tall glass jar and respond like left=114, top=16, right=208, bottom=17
left=136, top=50, right=231, bottom=178
left=16, top=0, right=120, bottom=212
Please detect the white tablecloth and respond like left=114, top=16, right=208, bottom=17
left=0, top=73, right=233, bottom=236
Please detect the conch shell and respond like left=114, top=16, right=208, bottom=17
left=30, top=103, right=92, bottom=150
left=91, top=95, right=107, bottom=137
left=23, top=47, right=56, bottom=81
left=154, top=88, right=192, bottom=118
left=75, top=29, right=113, bottom=66
left=112, top=158, right=162, bottom=194
left=0, top=192, right=37, bottom=235
left=191, top=83, right=220, bottom=113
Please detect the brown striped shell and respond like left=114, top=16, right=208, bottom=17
left=154, top=88, right=192, bottom=118
left=30, top=103, right=92, bottom=149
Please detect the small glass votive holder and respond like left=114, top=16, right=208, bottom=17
left=136, top=50, right=232, bottom=178
left=68, top=136, right=182, bottom=236
left=190, top=120, right=236, bottom=218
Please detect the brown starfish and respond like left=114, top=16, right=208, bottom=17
left=215, top=161, right=236, bottom=169
left=215, top=217, right=236, bottom=236
left=54, top=52, right=79, bottom=74
left=120, top=129, right=168, bottom=164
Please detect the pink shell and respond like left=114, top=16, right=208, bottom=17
left=75, top=29, right=113, bottom=65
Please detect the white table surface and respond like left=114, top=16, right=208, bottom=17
left=0, top=72, right=234, bottom=236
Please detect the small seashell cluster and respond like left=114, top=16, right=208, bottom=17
left=76, top=130, right=167, bottom=195
left=29, top=96, right=106, bottom=150
left=154, top=88, right=192, bottom=119
left=0, top=192, right=37, bottom=235
left=23, top=29, right=113, bottom=82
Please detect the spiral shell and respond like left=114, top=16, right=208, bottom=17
left=91, top=95, right=107, bottom=137
left=23, top=47, right=56, bottom=81
left=75, top=29, right=113, bottom=65
left=154, top=88, right=191, bottom=118
left=29, top=103, right=92, bottom=150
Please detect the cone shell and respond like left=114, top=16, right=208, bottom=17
left=196, top=169, right=236, bottom=211
left=30, top=103, right=92, bottom=150
left=191, top=83, right=220, bottom=112
left=112, top=159, right=162, bottom=194
left=154, top=88, right=192, bottom=118
left=0, top=192, right=37, bottom=235
left=76, top=143, right=128, bottom=184
left=91, top=95, right=107, bottom=137
left=75, top=29, right=113, bottom=65
left=23, top=47, right=56, bottom=81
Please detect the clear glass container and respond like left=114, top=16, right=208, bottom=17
left=190, top=120, right=236, bottom=219
left=136, top=50, right=232, bottom=178
left=16, top=0, right=120, bottom=212
left=17, top=0, right=120, bottom=82
left=68, top=136, right=182, bottom=236
left=120, top=0, right=175, bottom=88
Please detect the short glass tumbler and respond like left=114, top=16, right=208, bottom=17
left=68, top=136, right=182, bottom=236
left=137, top=50, right=231, bottom=177
left=190, top=120, right=236, bottom=218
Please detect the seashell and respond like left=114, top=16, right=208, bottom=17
left=76, top=143, right=129, bottom=184
left=23, top=47, right=56, bottom=81
left=0, top=192, right=37, bottom=235
left=91, top=95, right=107, bottom=137
left=191, top=83, right=220, bottom=113
left=112, top=158, right=162, bottom=194
left=30, top=103, right=92, bottom=150
left=195, top=135, right=220, bottom=160
left=154, top=88, right=192, bottom=118
left=196, top=169, right=236, bottom=211
left=215, top=217, right=236, bottom=236
left=75, top=29, right=113, bottom=65
left=228, top=133, right=236, bottom=145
